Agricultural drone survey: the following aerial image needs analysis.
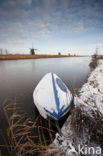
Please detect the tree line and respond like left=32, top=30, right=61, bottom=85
left=0, top=48, right=9, bottom=55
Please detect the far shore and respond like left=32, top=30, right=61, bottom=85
left=0, top=54, right=89, bottom=60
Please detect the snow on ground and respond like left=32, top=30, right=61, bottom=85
left=75, top=59, right=103, bottom=116
left=48, top=59, right=103, bottom=156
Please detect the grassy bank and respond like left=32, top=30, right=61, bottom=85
left=0, top=54, right=88, bottom=60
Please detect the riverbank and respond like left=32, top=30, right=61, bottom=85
left=48, top=59, right=103, bottom=156
left=0, top=54, right=88, bottom=60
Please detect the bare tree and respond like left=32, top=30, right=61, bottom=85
left=5, top=49, right=8, bottom=55
left=90, top=47, right=99, bottom=69
left=0, top=48, right=3, bottom=55
left=92, top=47, right=99, bottom=60
left=95, top=46, right=99, bottom=55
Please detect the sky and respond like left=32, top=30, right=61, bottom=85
left=0, top=0, right=103, bottom=55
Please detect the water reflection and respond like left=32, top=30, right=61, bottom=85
left=0, top=57, right=90, bottom=107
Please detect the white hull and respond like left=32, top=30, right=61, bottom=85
left=33, top=73, right=73, bottom=120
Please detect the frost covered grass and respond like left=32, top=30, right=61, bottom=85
left=48, top=59, right=103, bottom=156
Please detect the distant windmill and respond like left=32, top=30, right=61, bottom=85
left=30, top=43, right=37, bottom=55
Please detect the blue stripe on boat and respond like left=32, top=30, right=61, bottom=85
left=44, top=99, right=72, bottom=120
left=51, top=73, right=60, bottom=113
left=43, top=72, right=72, bottom=120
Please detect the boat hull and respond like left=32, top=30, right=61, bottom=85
left=33, top=73, right=73, bottom=120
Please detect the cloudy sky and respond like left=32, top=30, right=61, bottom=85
left=0, top=0, right=103, bottom=55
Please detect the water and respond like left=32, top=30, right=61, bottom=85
left=0, top=57, right=91, bottom=113
left=0, top=57, right=91, bottom=155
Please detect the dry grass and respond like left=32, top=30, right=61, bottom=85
left=1, top=100, right=103, bottom=155
left=0, top=54, right=69, bottom=60
left=0, top=54, right=88, bottom=60
left=98, top=55, right=103, bottom=59
left=0, top=99, right=56, bottom=156
left=1, top=94, right=102, bottom=155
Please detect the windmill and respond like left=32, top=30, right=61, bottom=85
left=30, top=43, right=37, bottom=55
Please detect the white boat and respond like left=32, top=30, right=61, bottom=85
left=33, top=73, right=73, bottom=120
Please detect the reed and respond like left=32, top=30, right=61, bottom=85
left=0, top=99, right=56, bottom=156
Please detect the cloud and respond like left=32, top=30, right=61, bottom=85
left=17, top=0, right=32, bottom=6
left=1, top=1, right=16, bottom=7
left=0, top=18, right=51, bottom=45
left=1, top=0, right=32, bottom=7
left=0, top=0, right=103, bottom=51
